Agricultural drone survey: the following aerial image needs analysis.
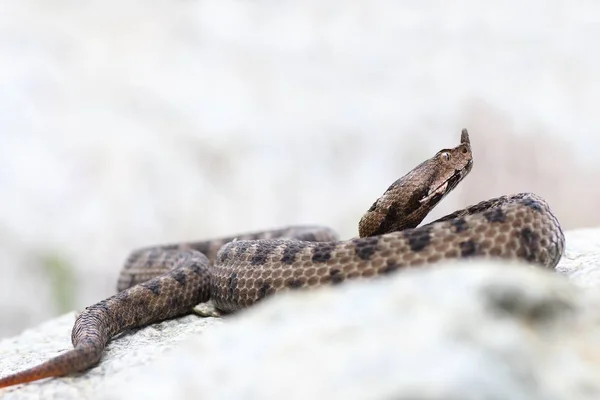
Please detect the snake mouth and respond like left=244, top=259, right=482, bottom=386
left=446, top=161, right=473, bottom=192
left=420, top=179, right=451, bottom=205
left=420, top=162, right=472, bottom=205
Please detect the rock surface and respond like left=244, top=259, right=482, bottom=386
left=556, top=228, right=600, bottom=288
left=1, top=228, right=600, bottom=400
left=0, top=314, right=221, bottom=400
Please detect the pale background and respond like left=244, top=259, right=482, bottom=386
left=0, top=0, right=598, bottom=337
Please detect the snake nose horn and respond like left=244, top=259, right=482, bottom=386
left=460, top=128, right=470, bottom=145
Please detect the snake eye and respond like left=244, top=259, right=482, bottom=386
left=441, top=152, right=451, bottom=161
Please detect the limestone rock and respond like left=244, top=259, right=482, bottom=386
left=555, top=228, right=600, bottom=288
left=0, top=314, right=221, bottom=400
left=106, top=260, right=600, bottom=400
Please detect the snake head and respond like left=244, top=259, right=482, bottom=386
left=358, top=129, right=474, bottom=237
left=420, top=128, right=473, bottom=203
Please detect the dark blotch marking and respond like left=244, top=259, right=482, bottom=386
left=281, top=243, right=306, bottom=264
left=405, top=185, right=437, bottom=211
left=367, top=200, right=378, bottom=212
left=329, top=268, right=344, bottom=284
left=520, top=227, right=539, bottom=262
left=218, top=245, right=232, bottom=263
left=459, top=240, right=477, bottom=257
left=299, top=232, right=317, bottom=242
left=522, top=197, right=543, bottom=212
left=251, top=247, right=272, bottom=266
left=372, top=204, right=399, bottom=236
left=521, top=227, right=535, bottom=246
left=227, top=272, right=238, bottom=298
left=126, top=251, right=143, bottom=266
left=483, top=208, right=506, bottom=223
left=141, top=279, right=161, bottom=296
left=171, top=269, right=187, bottom=286
left=354, top=237, right=379, bottom=261
left=143, top=248, right=164, bottom=267
left=405, top=226, right=432, bottom=252
left=311, top=243, right=335, bottom=263
left=451, top=217, right=468, bottom=233
left=144, top=256, right=157, bottom=268
left=258, top=281, right=272, bottom=299
left=236, top=241, right=252, bottom=254
left=432, top=208, right=467, bottom=224
left=381, top=260, right=399, bottom=274
left=370, top=184, right=430, bottom=236
left=189, top=261, right=204, bottom=276
left=287, top=278, right=305, bottom=289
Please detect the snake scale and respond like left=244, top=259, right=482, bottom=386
left=0, top=129, right=565, bottom=389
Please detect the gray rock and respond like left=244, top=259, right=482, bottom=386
left=1, top=228, right=600, bottom=400
left=556, top=228, right=600, bottom=288
left=0, top=314, right=222, bottom=400
left=107, top=260, right=600, bottom=400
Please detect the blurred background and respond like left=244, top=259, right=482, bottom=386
left=0, top=0, right=597, bottom=338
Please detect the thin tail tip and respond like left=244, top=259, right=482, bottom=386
left=0, top=344, right=104, bottom=390
left=0, top=358, right=73, bottom=389
left=0, top=370, right=50, bottom=389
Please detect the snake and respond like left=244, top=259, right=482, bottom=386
left=0, top=129, right=565, bottom=389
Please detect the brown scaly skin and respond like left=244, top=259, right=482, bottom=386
left=0, top=129, right=565, bottom=389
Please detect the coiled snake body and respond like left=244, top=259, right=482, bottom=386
left=0, top=129, right=565, bottom=389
